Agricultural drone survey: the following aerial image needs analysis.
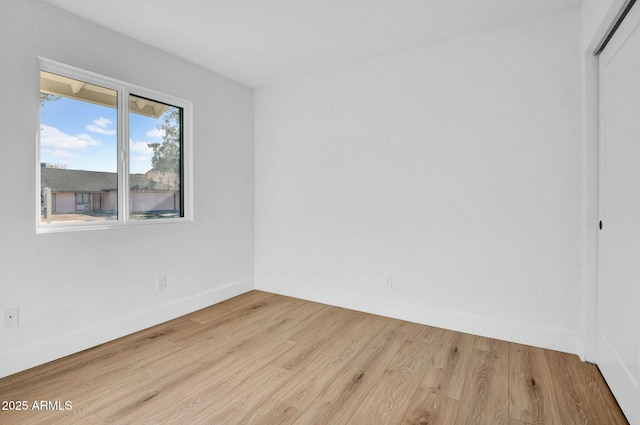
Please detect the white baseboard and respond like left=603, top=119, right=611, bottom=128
left=0, top=279, right=253, bottom=379
left=256, top=282, right=581, bottom=356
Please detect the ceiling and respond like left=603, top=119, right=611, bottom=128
left=42, top=0, right=581, bottom=88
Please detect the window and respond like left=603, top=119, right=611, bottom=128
left=75, top=193, right=91, bottom=211
left=37, top=59, right=192, bottom=232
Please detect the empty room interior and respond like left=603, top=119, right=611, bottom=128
left=1, top=0, right=639, bottom=424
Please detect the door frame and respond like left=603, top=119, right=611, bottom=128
left=582, top=0, right=631, bottom=363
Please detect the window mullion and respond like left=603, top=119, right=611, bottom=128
left=119, top=87, right=129, bottom=224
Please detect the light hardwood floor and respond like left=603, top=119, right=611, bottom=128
left=0, top=291, right=629, bottom=425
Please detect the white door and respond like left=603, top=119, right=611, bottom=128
left=598, top=3, right=640, bottom=424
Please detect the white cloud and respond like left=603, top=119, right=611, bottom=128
left=93, top=117, right=112, bottom=128
left=146, top=128, right=164, bottom=138
left=130, top=140, right=154, bottom=155
left=129, top=140, right=153, bottom=173
left=86, top=124, right=116, bottom=135
left=41, top=124, right=100, bottom=150
left=87, top=117, right=116, bottom=135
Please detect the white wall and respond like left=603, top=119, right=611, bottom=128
left=0, top=0, right=254, bottom=378
left=255, top=9, right=583, bottom=354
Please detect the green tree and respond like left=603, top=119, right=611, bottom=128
left=148, top=107, right=180, bottom=176
left=40, top=93, right=60, bottom=106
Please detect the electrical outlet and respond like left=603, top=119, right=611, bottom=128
left=385, top=274, right=393, bottom=287
left=156, top=275, right=167, bottom=291
left=3, top=307, right=19, bottom=328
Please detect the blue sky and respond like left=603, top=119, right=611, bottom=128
left=40, top=96, right=165, bottom=174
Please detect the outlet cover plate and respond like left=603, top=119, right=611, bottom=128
left=156, top=275, right=167, bottom=291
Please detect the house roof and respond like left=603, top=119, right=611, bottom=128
left=41, top=167, right=177, bottom=192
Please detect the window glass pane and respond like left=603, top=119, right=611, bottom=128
left=40, top=71, right=118, bottom=224
left=129, top=94, right=183, bottom=220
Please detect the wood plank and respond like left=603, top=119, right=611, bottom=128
left=347, top=353, right=429, bottom=424
left=455, top=347, right=509, bottom=425
left=271, top=314, right=389, bottom=410
left=0, top=338, right=182, bottom=425
left=474, top=335, right=507, bottom=352
left=274, top=307, right=363, bottom=372
left=0, top=316, right=193, bottom=394
left=98, top=320, right=298, bottom=423
left=168, top=292, right=302, bottom=346
left=399, top=323, right=442, bottom=359
left=186, top=290, right=278, bottom=324
left=402, top=391, right=459, bottom=425
left=592, top=364, right=632, bottom=425
left=237, top=398, right=303, bottom=425
left=508, top=343, right=563, bottom=424
left=545, top=349, right=630, bottom=425
left=429, top=330, right=475, bottom=400
left=403, top=326, right=474, bottom=401
left=107, top=322, right=288, bottom=407
left=284, top=304, right=360, bottom=343
left=38, top=297, right=295, bottom=423
left=291, top=328, right=407, bottom=425
left=509, top=418, right=531, bottom=425
left=187, top=365, right=292, bottom=425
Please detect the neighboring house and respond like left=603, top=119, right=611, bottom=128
left=40, top=164, right=179, bottom=215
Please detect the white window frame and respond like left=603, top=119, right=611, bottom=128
left=36, top=58, right=193, bottom=234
